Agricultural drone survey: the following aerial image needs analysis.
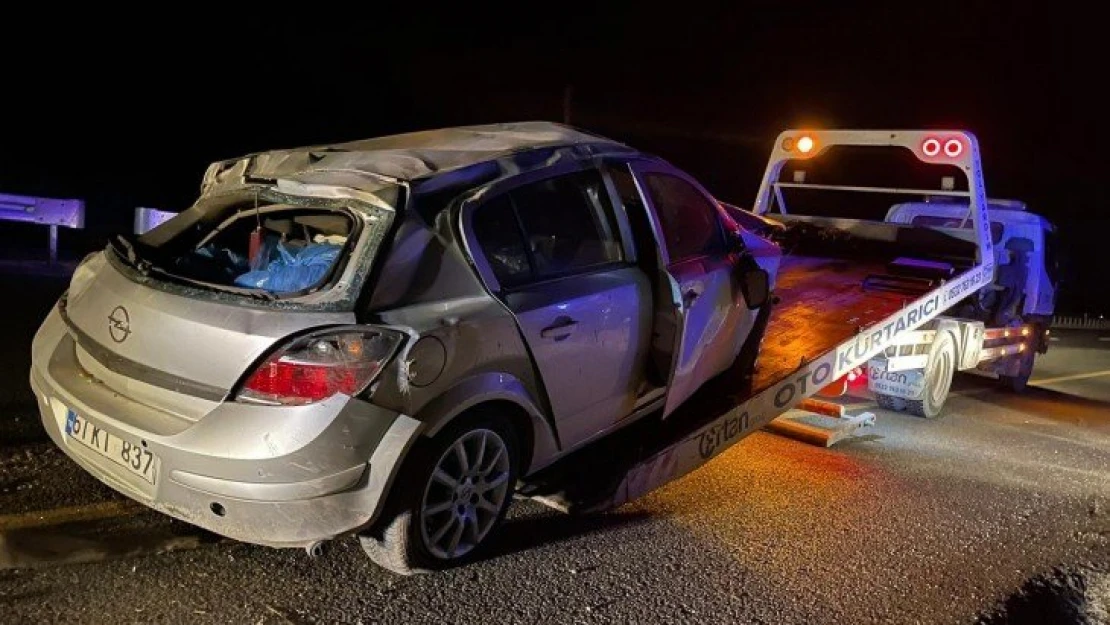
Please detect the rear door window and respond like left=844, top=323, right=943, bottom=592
left=511, top=170, right=624, bottom=278
left=470, top=170, right=625, bottom=288
left=472, top=195, right=532, bottom=288
left=642, top=174, right=725, bottom=263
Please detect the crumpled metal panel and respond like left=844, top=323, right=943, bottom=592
left=200, top=122, right=627, bottom=197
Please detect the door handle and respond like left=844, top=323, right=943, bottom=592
left=540, top=318, right=579, bottom=339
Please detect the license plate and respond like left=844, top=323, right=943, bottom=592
left=64, top=409, right=158, bottom=484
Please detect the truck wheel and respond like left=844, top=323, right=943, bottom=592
left=907, top=332, right=957, bottom=419
left=874, top=393, right=906, bottom=412
left=360, top=414, right=519, bottom=575
left=998, top=350, right=1035, bottom=393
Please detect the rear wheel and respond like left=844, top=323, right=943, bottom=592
left=906, top=332, right=957, bottom=419
left=874, top=392, right=906, bottom=412
left=998, top=349, right=1035, bottom=393
left=360, top=414, right=518, bottom=575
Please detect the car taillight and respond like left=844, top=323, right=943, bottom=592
left=237, top=328, right=405, bottom=406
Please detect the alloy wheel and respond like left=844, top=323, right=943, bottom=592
left=419, top=429, right=512, bottom=560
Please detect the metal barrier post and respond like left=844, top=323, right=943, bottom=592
left=0, top=193, right=85, bottom=262
left=48, top=225, right=58, bottom=263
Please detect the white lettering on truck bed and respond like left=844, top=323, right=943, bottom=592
left=597, top=263, right=996, bottom=510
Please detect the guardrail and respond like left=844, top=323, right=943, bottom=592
left=0, top=192, right=85, bottom=261
left=1052, top=316, right=1110, bottom=330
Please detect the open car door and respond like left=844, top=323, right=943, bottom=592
left=618, top=161, right=757, bottom=418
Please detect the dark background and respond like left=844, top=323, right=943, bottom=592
left=1, top=3, right=1105, bottom=314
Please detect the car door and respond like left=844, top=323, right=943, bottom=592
left=628, top=162, right=756, bottom=416
left=464, top=168, right=653, bottom=449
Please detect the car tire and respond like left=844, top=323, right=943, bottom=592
left=360, top=413, right=519, bottom=575
left=874, top=392, right=906, bottom=412
left=998, top=349, right=1035, bottom=393
left=734, top=301, right=773, bottom=378
left=906, top=331, right=957, bottom=419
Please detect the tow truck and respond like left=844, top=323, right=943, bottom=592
left=525, top=128, right=1054, bottom=512
left=876, top=196, right=1057, bottom=400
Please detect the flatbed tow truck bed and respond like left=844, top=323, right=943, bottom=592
left=753, top=256, right=911, bottom=390
left=523, top=129, right=998, bottom=515
left=524, top=252, right=931, bottom=510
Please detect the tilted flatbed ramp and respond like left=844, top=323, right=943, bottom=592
left=525, top=130, right=995, bottom=513
left=752, top=256, right=910, bottom=390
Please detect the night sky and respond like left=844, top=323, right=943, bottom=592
left=1, top=4, right=1104, bottom=313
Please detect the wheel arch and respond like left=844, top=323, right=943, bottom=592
left=933, top=319, right=972, bottom=369
left=413, top=371, right=559, bottom=475
left=908, top=327, right=959, bottom=418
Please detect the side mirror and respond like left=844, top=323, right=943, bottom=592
left=741, top=267, right=770, bottom=310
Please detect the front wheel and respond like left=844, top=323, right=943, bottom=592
left=998, top=349, right=1035, bottom=393
left=360, top=415, right=519, bottom=575
left=728, top=301, right=774, bottom=392
left=874, top=392, right=907, bottom=412
left=906, top=331, right=957, bottom=419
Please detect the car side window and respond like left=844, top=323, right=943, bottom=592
left=472, top=195, right=532, bottom=288
left=510, top=170, right=624, bottom=278
left=642, top=173, right=724, bottom=263
left=609, top=164, right=646, bottom=213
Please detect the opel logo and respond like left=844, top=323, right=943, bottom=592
left=108, top=306, right=131, bottom=343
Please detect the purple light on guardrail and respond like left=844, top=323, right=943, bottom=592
left=0, top=193, right=85, bottom=228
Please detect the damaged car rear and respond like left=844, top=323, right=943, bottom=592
left=31, top=164, right=411, bottom=545
left=30, top=122, right=777, bottom=574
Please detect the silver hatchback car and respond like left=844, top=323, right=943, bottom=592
left=31, top=122, right=778, bottom=573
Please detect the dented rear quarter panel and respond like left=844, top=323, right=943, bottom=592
left=359, top=205, right=558, bottom=474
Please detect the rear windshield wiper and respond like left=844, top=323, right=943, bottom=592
left=214, top=284, right=278, bottom=302
left=111, top=234, right=153, bottom=274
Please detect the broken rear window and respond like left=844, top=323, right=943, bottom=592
left=111, top=186, right=398, bottom=309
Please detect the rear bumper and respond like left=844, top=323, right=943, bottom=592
left=30, top=305, right=422, bottom=548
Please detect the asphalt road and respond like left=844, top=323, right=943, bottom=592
left=0, top=271, right=1107, bottom=624
left=1031, top=332, right=1110, bottom=404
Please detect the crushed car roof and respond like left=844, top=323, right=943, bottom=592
left=201, top=122, right=634, bottom=197
left=323, top=121, right=626, bottom=178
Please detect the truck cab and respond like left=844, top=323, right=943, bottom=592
left=871, top=197, right=1058, bottom=399
left=885, top=198, right=1058, bottom=325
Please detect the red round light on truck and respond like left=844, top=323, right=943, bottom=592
left=922, top=138, right=941, bottom=157
left=944, top=139, right=963, bottom=157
